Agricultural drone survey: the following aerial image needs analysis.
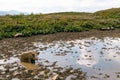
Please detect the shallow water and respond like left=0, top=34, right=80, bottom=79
left=0, top=57, right=20, bottom=65
left=0, top=37, right=120, bottom=80
left=34, top=37, right=120, bottom=80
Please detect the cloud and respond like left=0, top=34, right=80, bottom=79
left=0, top=0, right=120, bottom=13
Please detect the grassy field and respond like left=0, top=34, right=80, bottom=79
left=0, top=8, right=120, bottom=39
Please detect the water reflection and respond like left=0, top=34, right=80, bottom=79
left=34, top=37, right=120, bottom=80
left=0, top=57, right=20, bottom=64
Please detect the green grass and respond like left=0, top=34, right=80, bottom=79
left=0, top=8, right=120, bottom=39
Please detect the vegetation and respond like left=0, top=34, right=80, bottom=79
left=0, top=8, right=120, bottom=39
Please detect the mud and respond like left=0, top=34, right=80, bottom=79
left=0, top=30, right=120, bottom=80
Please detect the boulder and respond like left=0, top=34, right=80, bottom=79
left=20, top=51, right=39, bottom=64
left=14, top=33, right=23, bottom=37
left=99, top=27, right=115, bottom=31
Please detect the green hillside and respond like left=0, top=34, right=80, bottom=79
left=0, top=8, right=120, bottom=39
left=94, top=8, right=120, bottom=18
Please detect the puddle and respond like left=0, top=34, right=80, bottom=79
left=33, top=37, right=120, bottom=80
left=0, top=37, right=120, bottom=80
left=0, top=57, right=20, bottom=65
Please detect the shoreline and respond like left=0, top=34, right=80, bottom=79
left=0, top=30, right=120, bottom=56
left=1, top=29, right=120, bottom=42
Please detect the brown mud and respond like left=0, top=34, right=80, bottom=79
left=0, top=30, right=120, bottom=80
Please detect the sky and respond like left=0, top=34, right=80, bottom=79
left=0, top=0, right=120, bottom=13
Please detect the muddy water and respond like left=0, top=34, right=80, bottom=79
left=34, top=37, right=120, bottom=80
left=0, top=37, right=120, bottom=80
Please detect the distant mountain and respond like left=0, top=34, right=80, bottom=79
left=0, top=10, right=28, bottom=15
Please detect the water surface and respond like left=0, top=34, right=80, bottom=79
left=34, top=37, right=120, bottom=80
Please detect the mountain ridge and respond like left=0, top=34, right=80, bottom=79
left=0, top=10, right=28, bottom=15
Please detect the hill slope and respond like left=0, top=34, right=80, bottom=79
left=94, top=8, right=120, bottom=18
left=0, top=8, right=120, bottom=39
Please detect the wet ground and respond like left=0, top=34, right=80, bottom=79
left=34, top=37, right=120, bottom=80
left=0, top=30, right=120, bottom=80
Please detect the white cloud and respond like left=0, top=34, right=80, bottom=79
left=0, top=0, right=120, bottom=13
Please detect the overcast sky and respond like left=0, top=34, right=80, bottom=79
left=0, top=0, right=120, bottom=13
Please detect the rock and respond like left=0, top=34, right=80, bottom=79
left=31, top=72, right=35, bottom=75
left=51, top=73, right=59, bottom=80
left=14, top=33, right=23, bottom=37
left=1, top=71, right=6, bottom=74
left=24, top=70, right=29, bottom=74
left=12, top=71, right=19, bottom=77
left=6, top=75, right=10, bottom=78
left=20, top=51, right=39, bottom=64
left=34, top=75, right=39, bottom=79
left=70, top=70, right=74, bottom=73
left=0, top=65, right=6, bottom=71
left=66, top=75, right=76, bottom=80
left=39, top=71, right=44, bottom=75
left=117, top=75, right=120, bottom=78
left=104, top=74, right=110, bottom=78
left=12, top=63, right=18, bottom=67
left=99, top=27, right=115, bottom=31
